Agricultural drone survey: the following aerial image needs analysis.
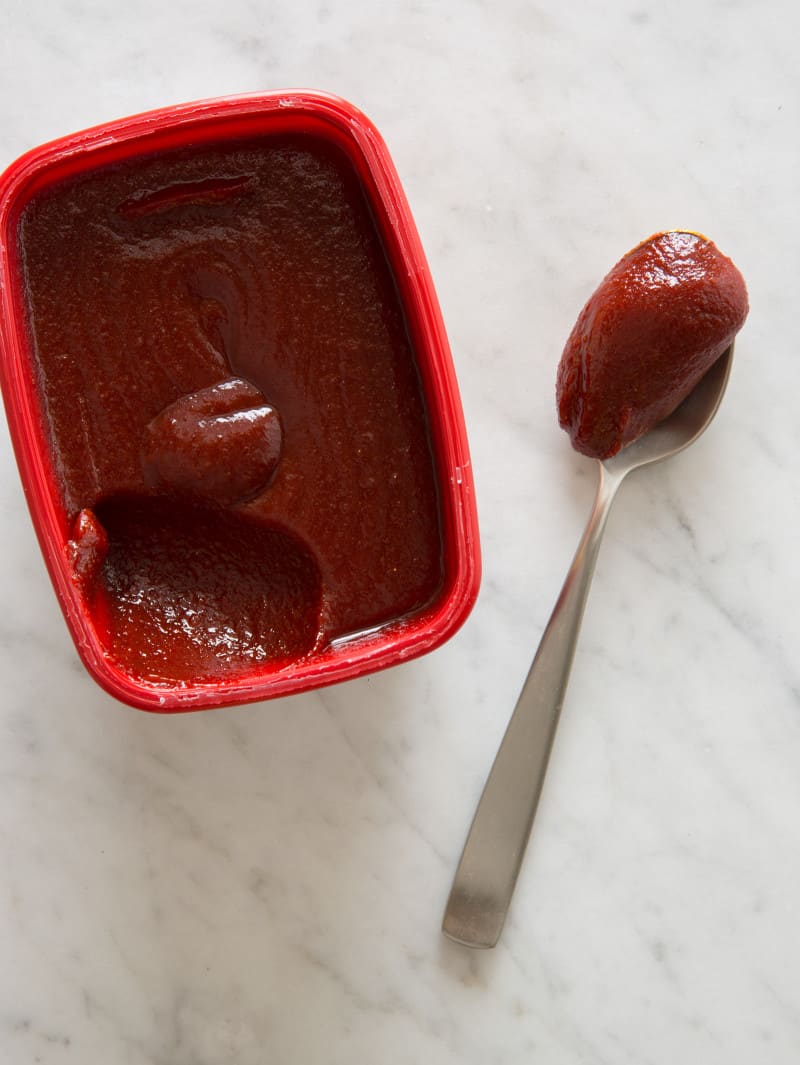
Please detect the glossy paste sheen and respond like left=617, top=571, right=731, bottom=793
left=18, top=135, right=443, bottom=684
left=556, top=231, right=749, bottom=459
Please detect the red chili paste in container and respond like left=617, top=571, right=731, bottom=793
left=0, top=95, right=480, bottom=709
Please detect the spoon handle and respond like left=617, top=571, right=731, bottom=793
left=442, top=462, right=623, bottom=948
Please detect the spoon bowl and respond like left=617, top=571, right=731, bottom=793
left=442, top=345, right=734, bottom=949
left=604, top=345, right=733, bottom=477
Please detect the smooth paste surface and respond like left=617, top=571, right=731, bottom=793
left=19, top=135, right=443, bottom=684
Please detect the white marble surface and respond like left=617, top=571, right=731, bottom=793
left=1, top=1, right=799, bottom=1062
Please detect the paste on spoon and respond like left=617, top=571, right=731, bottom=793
left=556, top=231, right=748, bottom=459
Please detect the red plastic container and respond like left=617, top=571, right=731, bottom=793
left=0, top=92, right=480, bottom=711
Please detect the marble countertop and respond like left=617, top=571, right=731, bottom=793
left=2, top=2, right=799, bottom=1062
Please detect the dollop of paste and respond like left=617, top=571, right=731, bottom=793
left=556, top=231, right=749, bottom=459
left=141, top=377, right=282, bottom=505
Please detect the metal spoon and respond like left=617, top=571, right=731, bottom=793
left=442, top=345, right=734, bottom=949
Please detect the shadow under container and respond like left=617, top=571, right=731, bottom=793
left=0, top=92, right=480, bottom=711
